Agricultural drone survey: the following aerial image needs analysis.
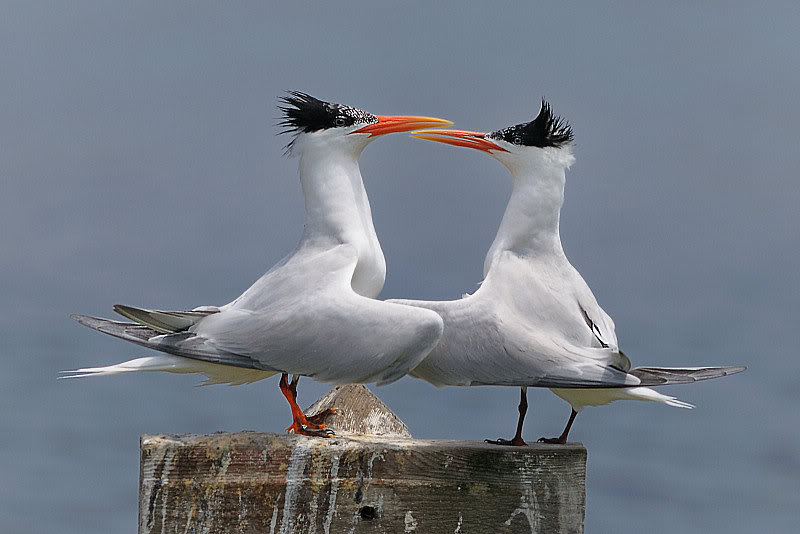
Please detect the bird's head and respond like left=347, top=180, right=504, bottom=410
left=279, top=91, right=451, bottom=157
left=412, top=99, right=575, bottom=174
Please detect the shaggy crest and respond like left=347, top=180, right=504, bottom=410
left=488, top=99, right=573, bottom=148
left=277, top=92, right=376, bottom=153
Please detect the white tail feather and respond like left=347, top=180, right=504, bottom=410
left=623, top=387, right=695, bottom=409
left=551, top=386, right=695, bottom=411
left=59, top=355, right=275, bottom=386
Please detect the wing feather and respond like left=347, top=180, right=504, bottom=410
left=70, top=314, right=275, bottom=371
left=629, top=365, right=746, bottom=386
left=113, top=304, right=219, bottom=333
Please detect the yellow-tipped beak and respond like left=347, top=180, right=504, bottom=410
left=410, top=129, right=508, bottom=153
left=351, top=116, right=453, bottom=137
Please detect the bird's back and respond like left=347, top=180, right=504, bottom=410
left=393, top=249, right=631, bottom=388
left=194, top=244, right=443, bottom=384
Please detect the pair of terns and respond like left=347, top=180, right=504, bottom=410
left=66, top=92, right=743, bottom=444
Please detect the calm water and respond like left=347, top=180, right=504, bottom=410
left=2, top=318, right=796, bottom=533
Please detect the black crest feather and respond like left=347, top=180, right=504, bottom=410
left=277, top=91, right=377, bottom=154
left=277, top=91, right=375, bottom=135
left=278, top=91, right=335, bottom=134
left=489, top=99, right=573, bottom=148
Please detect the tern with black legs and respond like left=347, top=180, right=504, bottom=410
left=63, top=92, right=450, bottom=437
left=394, top=101, right=744, bottom=445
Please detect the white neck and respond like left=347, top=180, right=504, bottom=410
left=484, top=156, right=569, bottom=276
left=296, top=139, right=386, bottom=297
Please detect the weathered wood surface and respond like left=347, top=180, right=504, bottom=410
left=304, top=384, right=411, bottom=438
left=138, top=385, right=586, bottom=534
left=140, top=433, right=586, bottom=534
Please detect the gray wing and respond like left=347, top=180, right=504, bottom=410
left=395, top=294, right=641, bottom=389
left=70, top=314, right=277, bottom=372
left=188, top=244, right=443, bottom=385
left=570, top=273, right=619, bottom=352
left=192, top=296, right=443, bottom=386
left=629, top=365, right=746, bottom=386
left=73, top=244, right=442, bottom=385
left=112, top=304, right=219, bottom=334
left=471, top=364, right=747, bottom=388
left=469, top=343, right=642, bottom=388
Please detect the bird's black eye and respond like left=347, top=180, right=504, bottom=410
left=513, top=135, right=523, bottom=145
left=334, top=116, right=347, bottom=127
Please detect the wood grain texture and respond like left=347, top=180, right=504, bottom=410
left=139, top=433, right=586, bottom=533
left=139, top=385, right=585, bottom=533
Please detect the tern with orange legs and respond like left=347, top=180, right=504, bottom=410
left=64, top=92, right=450, bottom=437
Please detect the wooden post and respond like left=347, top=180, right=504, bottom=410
left=139, top=386, right=586, bottom=533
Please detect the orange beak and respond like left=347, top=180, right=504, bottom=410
left=410, top=129, right=509, bottom=153
left=351, top=115, right=453, bottom=137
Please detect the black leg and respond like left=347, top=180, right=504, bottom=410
left=486, top=387, right=528, bottom=446
left=538, top=409, right=578, bottom=444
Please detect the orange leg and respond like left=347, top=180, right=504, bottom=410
left=486, top=387, right=529, bottom=446
left=285, top=375, right=337, bottom=428
left=279, top=374, right=336, bottom=437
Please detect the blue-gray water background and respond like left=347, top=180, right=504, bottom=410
left=3, top=3, right=798, bottom=532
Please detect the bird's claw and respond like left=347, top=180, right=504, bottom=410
left=302, top=421, right=328, bottom=430
left=286, top=422, right=335, bottom=438
left=279, top=374, right=336, bottom=438
left=537, top=436, right=566, bottom=445
left=301, top=427, right=334, bottom=438
left=485, top=437, right=527, bottom=446
left=305, top=408, right=336, bottom=426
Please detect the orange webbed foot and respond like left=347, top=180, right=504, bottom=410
left=304, top=408, right=336, bottom=427
left=286, top=421, right=334, bottom=438
left=279, top=374, right=336, bottom=437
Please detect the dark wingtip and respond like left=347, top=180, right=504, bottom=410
left=70, top=313, right=103, bottom=329
left=69, top=313, right=87, bottom=324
